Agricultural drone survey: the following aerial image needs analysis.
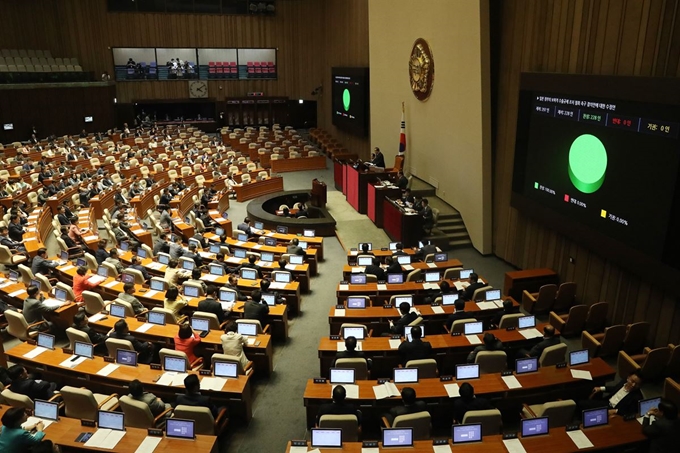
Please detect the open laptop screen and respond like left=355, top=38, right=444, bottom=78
left=459, top=269, right=474, bottom=279
left=147, top=311, right=166, bottom=326
left=183, top=285, right=200, bottom=298
left=521, top=417, right=549, bottom=438
left=234, top=248, right=247, bottom=258
left=394, top=296, right=413, bottom=307
left=190, top=317, right=210, bottom=332
left=452, top=424, right=482, bottom=443
left=485, top=289, right=502, bottom=301
left=240, top=268, right=257, bottom=280
left=158, top=253, right=170, bottom=265
left=237, top=322, right=258, bottom=336
left=382, top=428, right=413, bottom=447
left=260, top=251, right=275, bottom=262
left=424, top=271, right=440, bottom=282
left=357, top=256, right=373, bottom=266
left=150, top=279, right=165, bottom=291
left=464, top=322, right=483, bottom=335
left=262, top=293, right=276, bottom=306
left=311, top=429, right=342, bottom=448
left=396, top=255, right=411, bottom=265
left=518, top=315, right=536, bottom=329
left=274, top=272, right=291, bottom=283
left=455, top=364, right=480, bottom=380
left=219, top=289, right=236, bottom=302
left=583, top=408, right=608, bottom=428
left=346, top=297, right=366, bottom=309
left=137, top=248, right=147, bottom=259
left=264, top=237, right=277, bottom=246
left=98, top=410, right=125, bottom=431
left=163, top=356, right=187, bottom=373
left=289, top=255, right=304, bottom=265
left=387, top=273, right=404, bottom=284
left=116, top=349, right=137, bottom=366
left=639, top=397, right=661, bottom=417
left=214, top=361, right=238, bottom=378
left=110, top=303, right=126, bottom=318
left=569, top=349, right=590, bottom=366
left=34, top=399, right=59, bottom=421
left=393, top=368, right=419, bottom=384
left=442, top=293, right=459, bottom=306
left=329, top=368, right=355, bottom=384
left=37, top=333, right=55, bottom=350
left=350, top=274, right=367, bottom=285
left=516, top=357, right=539, bottom=374
left=342, top=327, right=365, bottom=340
left=74, top=341, right=94, bottom=359
left=166, top=419, right=195, bottom=440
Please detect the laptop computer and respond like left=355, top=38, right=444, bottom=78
left=639, top=397, right=661, bottom=417
left=188, top=239, right=201, bottom=249
left=222, top=212, right=229, bottom=219
left=264, top=237, right=277, bottom=246
left=455, top=364, right=480, bottom=380
left=237, top=322, right=258, bottom=337
left=350, top=274, right=367, bottom=285
left=346, top=297, right=366, bottom=309
left=214, top=227, right=225, bottom=236
left=394, top=296, right=413, bottom=307
left=148, top=311, right=166, bottom=326
left=190, top=317, right=210, bottom=333
left=515, top=357, right=539, bottom=374
left=387, top=273, right=404, bottom=284
left=237, top=233, right=248, bottom=242
left=120, top=241, right=129, bottom=252
left=329, top=368, right=355, bottom=384
left=424, top=271, right=440, bottom=282
left=389, top=242, right=399, bottom=251
left=382, top=428, right=413, bottom=448
left=209, top=264, right=225, bottom=276
left=342, top=326, right=365, bottom=340
left=163, top=356, right=187, bottom=373
left=209, top=244, right=222, bottom=254
left=234, top=248, right=247, bottom=258
left=183, top=285, right=200, bottom=298
left=289, top=255, right=304, bottom=265
left=37, top=333, right=55, bottom=350
left=34, top=399, right=59, bottom=421
left=459, top=269, right=474, bottom=279
left=298, top=241, right=308, bottom=250
left=121, top=273, right=135, bottom=284
left=76, top=258, right=87, bottom=267
left=96, top=265, right=109, bottom=278
left=157, top=253, right=170, bottom=265
left=219, top=289, right=236, bottom=302
left=181, top=259, right=195, bottom=271
left=57, top=250, right=69, bottom=265
left=150, top=279, right=165, bottom=291
left=274, top=272, right=291, bottom=283
left=214, top=361, right=239, bottom=378
left=464, top=322, right=484, bottom=336
left=240, top=268, right=257, bottom=280
left=253, top=221, right=264, bottom=230
left=518, top=315, right=536, bottom=329
left=311, top=429, right=342, bottom=449
left=304, top=229, right=315, bottom=237
left=116, top=349, right=137, bottom=366
left=166, top=418, right=196, bottom=440
left=582, top=408, right=608, bottom=428
left=404, top=326, right=425, bottom=342
left=8, top=270, right=18, bottom=282
left=109, top=303, right=126, bottom=318
left=54, top=288, right=68, bottom=302
left=484, top=289, right=502, bottom=301
left=74, top=341, right=94, bottom=359
left=137, top=248, right=147, bottom=259
left=260, top=252, right=275, bottom=262
left=393, top=368, right=419, bottom=383
left=396, top=255, right=411, bottom=265
left=521, top=417, right=549, bottom=438
left=452, top=424, right=482, bottom=444
left=442, top=293, right=459, bottom=306
left=262, top=293, right=276, bottom=306
left=357, top=256, right=373, bottom=266
left=569, top=349, right=590, bottom=366
left=98, top=410, right=125, bottom=431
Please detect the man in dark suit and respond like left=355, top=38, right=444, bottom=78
left=371, top=147, right=386, bottom=168
left=365, top=257, right=387, bottom=281
left=401, top=189, right=415, bottom=205
left=7, top=365, right=58, bottom=401
left=244, top=290, right=269, bottom=325
left=414, top=242, right=437, bottom=262
left=237, top=217, right=252, bottom=236
left=389, top=302, right=418, bottom=336
left=490, top=299, right=519, bottom=329
left=8, top=215, right=25, bottom=242
left=316, top=385, right=361, bottom=426
left=396, top=171, right=408, bottom=190
left=384, top=256, right=402, bottom=275
left=580, top=370, right=644, bottom=417
left=446, top=299, right=475, bottom=331
left=392, top=242, right=408, bottom=257
left=56, top=206, right=70, bottom=226
left=72, top=311, right=108, bottom=355
left=159, top=188, right=172, bottom=206
left=334, top=336, right=366, bottom=366
left=642, top=399, right=680, bottom=453
left=108, top=320, right=155, bottom=364
left=174, top=374, right=218, bottom=418
left=453, top=382, right=494, bottom=423
left=286, top=238, right=305, bottom=256
left=460, top=273, right=486, bottom=301
left=398, top=326, right=432, bottom=365
left=421, top=198, right=434, bottom=233
left=519, top=325, right=560, bottom=358
left=384, top=387, right=428, bottom=425
left=197, top=286, right=228, bottom=324
left=236, top=255, right=263, bottom=279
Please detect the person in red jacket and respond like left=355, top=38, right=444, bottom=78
left=72, top=266, right=101, bottom=302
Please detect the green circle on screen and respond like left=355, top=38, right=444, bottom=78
left=568, top=134, right=607, bottom=194
left=343, top=89, right=351, bottom=111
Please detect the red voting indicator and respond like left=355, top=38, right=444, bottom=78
left=564, top=194, right=570, bottom=202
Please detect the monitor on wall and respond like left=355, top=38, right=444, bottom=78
left=331, top=67, right=369, bottom=137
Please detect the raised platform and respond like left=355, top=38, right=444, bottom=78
left=246, top=190, right=337, bottom=236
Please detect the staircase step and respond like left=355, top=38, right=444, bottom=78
left=449, top=238, right=473, bottom=248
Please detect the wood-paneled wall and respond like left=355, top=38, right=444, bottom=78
left=0, top=0, right=370, bottom=155
left=492, top=0, right=680, bottom=347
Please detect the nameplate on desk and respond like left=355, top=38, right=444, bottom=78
left=81, top=419, right=96, bottom=427
left=199, top=369, right=212, bottom=376
left=383, top=304, right=393, bottom=309
left=623, top=414, right=637, bottom=421
left=431, top=302, right=441, bottom=306
left=104, top=356, right=115, bottom=363
left=150, top=364, right=162, bottom=370
left=433, top=439, right=449, bottom=446
left=147, top=428, right=164, bottom=437
left=335, top=304, right=344, bottom=310
left=363, top=441, right=379, bottom=448
left=27, top=339, right=36, bottom=346
left=566, top=424, right=580, bottom=432
left=291, top=440, right=308, bottom=447
left=313, top=378, right=327, bottom=384
left=501, top=370, right=514, bottom=376
left=62, top=348, right=73, bottom=355
left=391, top=335, right=401, bottom=339
left=415, top=280, right=424, bottom=283
left=506, top=326, right=516, bottom=331
left=377, top=280, right=387, bottom=284
left=330, top=335, right=340, bottom=340
left=451, top=332, right=461, bottom=337
left=556, top=362, right=567, bottom=369
left=380, top=248, right=388, bottom=251
left=377, top=378, right=390, bottom=384
left=136, top=316, right=146, bottom=322
left=502, top=433, right=517, bottom=440
left=440, top=375, right=453, bottom=382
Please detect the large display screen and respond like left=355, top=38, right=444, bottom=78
left=331, top=67, right=369, bottom=137
left=512, top=74, right=680, bottom=287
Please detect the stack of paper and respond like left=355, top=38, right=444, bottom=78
left=518, top=328, right=543, bottom=339
left=362, top=448, right=379, bottom=453
left=135, top=323, right=154, bottom=333
left=289, top=446, right=308, bottom=453
left=333, top=384, right=359, bottom=399
left=476, top=301, right=497, bottom=310
left=134, top=436, right=163, bottom=453
left=203, top=274, right=219, bottom=281
left=466, top=335, right=482, bottom=345
left=269, top=282, right=287, bottom=290
left=453, top=282, right=469, bottom=291
left=144, top=290, right=158, bottom=298
left=200, top=377, right=227, bottom=391
left=334, top=309, right=346, bottom=317
left=377, top=284, right=387, bottom=291
left=433, top=444, right=452, bottom=453
left=23, top=347, right=48, bottom=359
left=97, top=364, right=120, bottom=376
left=431, top=306, right=445, bottom=314
left=156, top=372, right=188, bottom=387
left=8, top=289, right=26, bottom=298
left=426, top=262, right=438, bottom=268
left=338, top=284, right=349, bottom=291
left=502, top=375, right=522, bottom=389
left=388, top=339, right=402, bottom=349
left=285, top=264, right=298, bottom=271
left=423, top=283, right=440, bottom=291
left=402, top=264, right=414, bottom=271
left=252, top=244, right=262, bottom=249
left=104, top=280, right=119, bottom=288
left=226, top=257, right=242, bottom=264
left=148, top=262, right=164, bottom=270
left=444, top=383, right=460, bottom=398
left=503, top=438, right=527, bottom=453
left=89, top=313, right=107, bottom=322
left=351, top=267, right=365, bottom=273
left=22, top=416, right=54, bottom=430
left=42, top=299, right=65, bottom=309
left=566, top=430, right=594, bottom=449
left=372, top=382, right=400, bottom=399
left=570, top=369, right=592, bottom=380
left=84, top=429, right=126, bottom=449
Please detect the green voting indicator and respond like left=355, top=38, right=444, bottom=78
left=568, top=134, right=607, bottom=194
left=343, top=89, right=351, bottom=111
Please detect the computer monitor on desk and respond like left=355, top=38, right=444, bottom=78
left=518, top=315, right=536, bottom=329
left=311, top=429, right=342, bottom=449
left=37, top=333, right=55, bottom=350
left=329, top=368, right=355, bottom=384
left=521, top=417, right=549, bottom=438
left=452, top=424, right=482, bottom=444
left=396, top=255, right=411, bottom=265
left=393, top=368, right=419, bottom=383
left=289, top=255, right=304, bottom=265
left=214, top=361, right=238, bottom=378
left=459, top=269, right=474, bottom=279
left=166, top=419, right=196, bottom=440
left=116, top=349, right=137, bottom=366
left=34, top=399, right=59, bottom=421
left=98, top=410, right=125, bottom=431
left=382, top=428, right=413, bottom=448
left=240, top=268, right=257, bottom=281
left=346, top=297, right=366, bottom=309
left=582, top=408, right=608, bottom=428
left=455, top=364, right=480, bottom=380
left=342, top=326, right=365, bottom=340
left=357, top=256, right=373, bottom=266
left=74, top=341, right=94, bottom=359
left=163, top=356, right=187, bottom=373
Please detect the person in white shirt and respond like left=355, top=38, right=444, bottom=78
left=220, top=321, right=249, bottom=369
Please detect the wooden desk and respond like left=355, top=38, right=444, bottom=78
left=367, top=182, right=401, bottom=228
left=284, top=417, right=646, bottom=452
left=7, top=342, right=254, bottom=423
left=249, top=227, right=324, bottom=261
left=317, top=323, right=552, bottom=378
left=303, top=359, right=615, bottom=429
left=270, top=155, right=327, bottom=173
left=504, top=268, right=560, bottom=301
left=383, top=198, right=423, bottom=247
left=0, top=407, right=218, bottom=453
left=234, top=177, right=284, bottom=202
left=88, top=315, right=274, bottom=376
left=341, top=259, right=463, bottom=281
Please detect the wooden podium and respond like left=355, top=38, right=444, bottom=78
left=310, top=178, right=327, bottom=207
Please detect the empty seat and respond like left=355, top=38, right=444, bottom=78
left=581, top=325, right=626, bottom=357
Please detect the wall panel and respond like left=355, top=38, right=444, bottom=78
left=493, top=0, right=680, bottom=346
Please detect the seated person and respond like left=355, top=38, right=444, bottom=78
left=197, top=285, right=228, bottom=323
left=489, top=299, right=519, bottom=329
left=260, top=278, right=285, bottom=305
left=398, top=326, right=433, bottom=365
left=183, top=243, right=203, bottom=267
left=244, top=290, right=269, bottom=325
left=384, top=256, right=402, bottom=275
left=73, top=266, right=103, bottom=302
left=0, top=225, right=26, bottom=252
left=220, top=320, right=250, bottom=370
left=30, top=248, right=58, bottom=277
left=163, top=285, right=188, bottom=317
left=164, top=259, right=191, bottom=286
left=453, top=382, right=494, bottom=423
left=174, top=374, right=219, bottom=418
left=236, top=255, right=263, bottom=279
left=517, top=325, right=559, bottom=358
left=383, top=386, right=427, bottom=426
left=334, top=336, right=367, bottom=367
left=316, top=385, right=361, bottom=427
left=388, top=302, right=418, bottom=336
left=365, top=257, right=387, bottom=281
left=128, top=379, right=171, bottom=417
left=446, top=298, right=475, bottom=331
left=128, top=255, right=150, bottom=281
left=186, top=268, right=208, bottom=294
left=642, top=398, right=680, bottom=452
left=105, top=248, right=125, bottom=274
left=579, top=370, right=644, bottom=417
left=95, top=239, right=109, bottom=264
left=226, top=274, right=247, bottom=301
left=286, top=238, right=305, bottom=256
left=174, top=323, right=201, bottom=364
left=117, top=282, right=145, bottom=315
left=237, top=217, right=252, bottom=236
left=396, top=170, right=408, bottom=190
left=0, top=406, right=46, bottom=451
left=359, top=243, right=373, bottom=256
left=108, top=319, right=155, bottom=364
left=72, top=311, right=108, bottom=355
left=467, top=332, right=504, bottom=363
left=460, top=273, right=485, bottom=301
left=22, top=286, right=55, bottom=332
left=7, top=365, right=58, bottom=401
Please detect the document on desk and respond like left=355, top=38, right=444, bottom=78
left=388, top=339, right=402, bottom=349
left=8, top=289, right=26, bottom=298
left=89, top=313, right=106, bottom=322
left=570, top=369, right=593, bottom=380
left=84, top=428, right=126, bottom=449
left=453, top=281, right=469, bottom=291
left=144, top=290, right=159, bottom=298
left=289, top=447, right=308, bottom=453
left=58, top=265, right=73, bottom=273
left=226, top=257, right=242, bottom=264
left=104, top=280, right=120, bottom=289
left=269, top=282, right=287, bottom=290
left=566, top=430, right=594, bottom=449
left=334, top=383, right=359, bottom=399
left=476, top=301, right=497, bottom=310
left=351, top=267, right=365, bottom=273
left=423, top=283, right=440, bottom=291
left=502, top=375, right=522, bottom=389
left=402, top=264, right=414, bottom=271
left=444, top=383, right=460, bottom=398
left=426, top=262, right=438, bottom=268
left=361, top=448, right=380, bottom=453
left=433, top=444, right=452, bottom=453
left=252, top=244, right=262, bottom=249
left=431, top=305, right=445, bottom=314
left=373, top=382, right=400, bottom=399
left=200, top=377, right=227, bottom=391
left=377, top=284, right=387, bottom=291
left=333, top=308, right=346, bottom=317
left=148, top=262, right=164, bottom=270
left=24, top=346, right=49, bottom=359
left=235, top=241, right=245, bottom=246
left=286, top=264, right=298, bottom=271
left=0, top=281, right=12, bottom=289
left=97, top=364, right=120, bottom=377
left=135, top=323, right=154, bottom=333
left=503, top=438, right=528, bottom=453
left=42, top=298, right=65, bottom=309
left=518, top=328, right=543, bottom=339
left=22, top=416, right=54, bottom=430
left=466, top=335, right=482, bottom=345
left=308, top=449, right=321, bottom=453
left=338, top=284, right=349, bottom=291
left=202, top=274, right=219, bottom=282
left=156, top=372, right=177, bottom=387
left=59, top=356, right=88, bottom=369
left=134, top=436, right=162, bottom=453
